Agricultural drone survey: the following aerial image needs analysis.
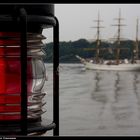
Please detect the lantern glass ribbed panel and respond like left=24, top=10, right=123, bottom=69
left=0, top=32, right=47, bottom=121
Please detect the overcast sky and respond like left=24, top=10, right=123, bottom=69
left=43, top=4, right=140, bottom=43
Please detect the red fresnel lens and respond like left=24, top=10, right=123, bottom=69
left=0, top=32, right=46, bottom=121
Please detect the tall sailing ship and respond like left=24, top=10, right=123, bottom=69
left=76, top=10, right=140, bottom=71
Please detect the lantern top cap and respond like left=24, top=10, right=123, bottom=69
left=0, top=4, right=56, bottom=32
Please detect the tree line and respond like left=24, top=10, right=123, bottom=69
left=43, top=39, right=140, bottom=63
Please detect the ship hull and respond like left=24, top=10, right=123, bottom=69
left=84, top=62, right=140, bottom=71
left=76, top=55, right=140, bottom=71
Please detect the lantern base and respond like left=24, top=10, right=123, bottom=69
left=0, top=118, right=55, bottom=136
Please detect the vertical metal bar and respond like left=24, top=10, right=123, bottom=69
left=53, top=16, right=59, bottom=136
left=19, top=8, right=28, bottom=135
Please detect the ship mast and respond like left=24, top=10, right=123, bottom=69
left=91, top=11, right=104, bottom=63
left=132, top=18, right=139, bottom=63
left=112, top=9, right=126, bottom=65
left=135, top=18, right=139, bottom=60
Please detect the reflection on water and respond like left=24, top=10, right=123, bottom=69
left=44, top=64, right=140, bottom=136
left=91, top=70, right=140, bottom=135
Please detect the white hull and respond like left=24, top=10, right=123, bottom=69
left=84, top=62, right=140, bottom=71
left=76, top=55, right=140, bottom=71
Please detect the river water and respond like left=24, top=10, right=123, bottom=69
left=42, top=63, right=140, bottom=136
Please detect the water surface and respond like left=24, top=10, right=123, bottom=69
left=43, top=63, right=140, bottom=136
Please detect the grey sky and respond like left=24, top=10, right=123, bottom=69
left=43, top=4, right=140, bottom=43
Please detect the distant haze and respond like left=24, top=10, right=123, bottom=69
left=42, top=4, right=140, bottom=43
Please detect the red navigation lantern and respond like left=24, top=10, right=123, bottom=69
left=0, top=4, right=59, bottom=136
